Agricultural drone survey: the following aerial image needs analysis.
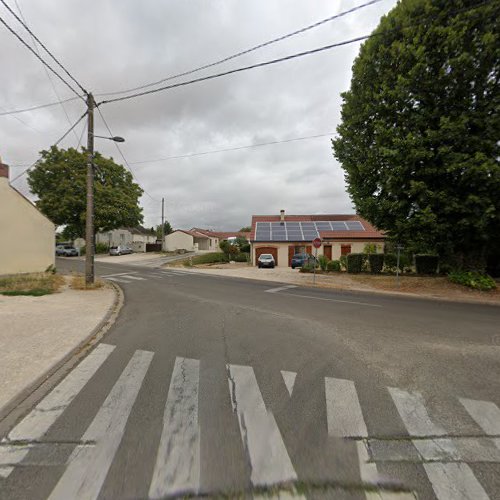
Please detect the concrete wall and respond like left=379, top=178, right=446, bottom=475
left=96, top=229, right=132, bottom=248
left=0, top=178, right=55, bottom=275
left=164, top=231, right=195, bottom=251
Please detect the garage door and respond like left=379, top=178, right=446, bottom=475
left=255, top=247, right=278, bottom=266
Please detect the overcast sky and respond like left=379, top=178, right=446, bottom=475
left=1, top=0, right=397, bottom=231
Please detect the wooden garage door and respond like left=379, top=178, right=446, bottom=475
left=255, top=247, right=278, bottom=266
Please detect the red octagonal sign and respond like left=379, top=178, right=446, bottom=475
left=312, top=237, right=322, bottom=249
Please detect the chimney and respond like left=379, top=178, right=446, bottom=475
left=0, top=157, right=9, bottom=181
left=280, top=209, right=285, bottom=223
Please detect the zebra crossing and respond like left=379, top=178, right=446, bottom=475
left=1, top=344, right=499, bottom=499
left=100, top=268, right=193, bottom=283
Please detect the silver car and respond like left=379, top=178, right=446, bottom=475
left=55, top=245, right=79, bottom=257
left=109, top=245, right=133, bottom=256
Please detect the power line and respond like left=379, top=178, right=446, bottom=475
left=0, top=103, right=42, bottom=134
left=0, top=0, right=87, bottom=95
left=9, top=110, right=87, bottom=184
left=0, top=13, right=83, bottom=100
left=129, top=132, right=335, bottom=165
left=10, top=0, right=80, bottom=141
left=96, top=0, right=384, bottom=98
left=0, top=96, right=80, bottom=116
left=99, top=0, right=496, bottom=107
left=94, top=105, right=159, bottom=202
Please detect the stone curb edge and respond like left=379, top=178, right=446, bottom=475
left=0, top=281, right=124, bottom=434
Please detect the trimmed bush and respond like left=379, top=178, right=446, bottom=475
left=339, top=255, right=347, bottom=270
left=346, top=253, right=364, bottom=273
left=318, top=255, right=329, bottom=271
left=384, top=253, right=397, bottom=271
left=327, top=260, right=341, bottom=272
left=369, top=254, right=384, bottom=274
left=448, top=271, right=496, bottom=291
left=299, top=263, right=315, bottom=273
left=95, top=242, right=109, bottom=254
left=415, top=254, right=439, bottom=274
left=233, top=253, right=249, bottom=262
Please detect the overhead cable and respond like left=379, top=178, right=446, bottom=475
left=9, top=109, right=88, bottom=184
left=0, top=0, right=87, bottom=95
left=0, top=14, right=83, bottom=100
left=96, top=0, right=384, bottom=98
left=129, top=132, right=335, bottom=165
left=95, top=105, right=159, bottom=202
left=0, top=96, right=81, bottom=116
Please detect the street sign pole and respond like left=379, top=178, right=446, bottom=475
left=396, top=244, right=404, bottom=288
left=312, top=237, right=322, bottom=286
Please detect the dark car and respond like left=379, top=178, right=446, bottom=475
left=55, top=245, right=79, bottom=257
left=291, top=253, right=315, bottom=269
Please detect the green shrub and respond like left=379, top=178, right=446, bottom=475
left=369, top=254, right=384, bottom=274
left=363, top=243, right=377, bottom=254
left=339, top=255, right=347, bottom=271
left=299, top=263, right=315, bottom=273
left=233, top=253, right=249, bottom=262
left=384, top=253, right=397, bottom=271
left=347, top=253, right=364, bottom=273
left=95, top=242, right=109, bottom=254
left=415, top=254, right=439, bottom=275
left=318, top=254, right=329, bottom=271
left=448, top=271, right=497, bottom=291
left=189, top=252, right=227, bottom=265
left=327, top=260, right=341, bottom=272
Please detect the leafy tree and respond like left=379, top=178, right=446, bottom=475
left=239, top=226, right=251, bottom=232
left=156, top=221, right=173, bottom=238
left=235, top=236, right=250, bottom=253
left=332, top=0, right=499, bottom=270
left=219, top=240, right=238, bottom=261
left=28, top=146, right=143, bottom=238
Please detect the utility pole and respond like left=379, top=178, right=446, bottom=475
left=160, top=197, right=165, bottom=250
left=85, top=93, right=95, bottom=285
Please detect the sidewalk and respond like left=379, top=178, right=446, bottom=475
left=0, top=280, right=119, bottom=415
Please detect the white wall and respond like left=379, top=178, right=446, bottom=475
left=0, top=178, right=55, bottom=275
left=164, top=231, right=195, bottom=251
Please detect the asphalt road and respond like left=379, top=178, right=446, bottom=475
left=1, top=257, right=499, bottom=499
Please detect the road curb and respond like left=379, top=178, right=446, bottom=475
left=0, top=281, right=124, bottom=435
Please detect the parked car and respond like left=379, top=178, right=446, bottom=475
left=291, top=253, right=315, bottom=269
left=109, top=245, right=133, bottom=256
left=55, top=244, right=78, bottom=257
left=258, top=253, right=275, bottom=268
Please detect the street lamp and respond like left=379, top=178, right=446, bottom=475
left=85, top=93, right=126, bottom=285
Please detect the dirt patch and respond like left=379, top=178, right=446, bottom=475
left=69, top=274, right=105, bottom=290
left=0, top=273, right=64, bottom=296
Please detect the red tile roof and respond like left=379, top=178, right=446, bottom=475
left=250, top=214, right=384, bottom=241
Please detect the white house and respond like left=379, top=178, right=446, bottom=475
left=0, top=159, right=55, bottom=275
left=94, top=227, right=157, bottom=252
left=164, top=228, right=249, bottom=252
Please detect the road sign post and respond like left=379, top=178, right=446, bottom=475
left=312, top=237, right=322, bottom=285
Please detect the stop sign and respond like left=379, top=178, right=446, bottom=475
left=312, top=237, right=322, bottom=249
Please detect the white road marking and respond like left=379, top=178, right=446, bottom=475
left=120, top=274, right=146, bottom=281
left=281, top=292, right=382, bottom=308
left=281, top=371, right=297, bottom=397
left=325, top=377, right=368, bottom=438
left=265, top=285, right=298, bottom=294
left=389, top=388, right=489, bottom=500
left=105, top=277, right=132, bottom=283
left=423, top=463, right=489, bottom=500
left=0, top=344, right=115, bottom=477
left=100, top=272, right=138, bottom=278
left=149, top=357, right=200, bottom=499
left=460, top=398, right=500, bottom=449
left=48, top=349, right=154, bottom=500
left=227, top=364, right=298, bottom=486
left=0, top=466, right=13, bottom=477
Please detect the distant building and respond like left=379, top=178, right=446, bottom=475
left=0, top=159, right=55, bottom=275
left=164, top=228, right=249, bottom=252
left=94, top=227, right=157, bottom=252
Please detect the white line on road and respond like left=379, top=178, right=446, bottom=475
left=100, top=272, right=138, bottom=278
left=227, top=364, right=298, bottom=486
left=281, top=371, right=297, bottom=397
left=460, top=398, right=500, bottom=449
left=389, top=388, right=489, bottom=500
left=325, top=377, right=368, bottom=438
left=281, top=292, right=382, bottom=308
left=265, top=285, right=298, bottom=294
left=48, top=349, right=154, bottom=500
left=149, top=357, right=200, bottom=499
left=0, top=344, right=115, bottom=477
left=120, top=274, right=146, bottom=281
left=105, top=277, right=132, bottom=283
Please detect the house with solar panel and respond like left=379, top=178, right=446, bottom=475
left=250, top=210, right=385, bottom=267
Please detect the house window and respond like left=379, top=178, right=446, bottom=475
left=341, top=244, right=351, bottom=255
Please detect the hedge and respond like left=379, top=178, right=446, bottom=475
left=448, top=271, right=496, bottom=291
left=347, top=253, right=364, bottom=273
left=369, top=254, right=384, bottom=274
left=415, top=254, right=439, bottom=274
left=327, top=260, right=341, bottom=272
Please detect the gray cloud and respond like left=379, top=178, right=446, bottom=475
left=1, top=0, right=397, bottom=230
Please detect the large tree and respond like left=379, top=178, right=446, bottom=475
left=28, top=146, right=144, bottom=238
left=333, top=0, right=499, bottom=269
